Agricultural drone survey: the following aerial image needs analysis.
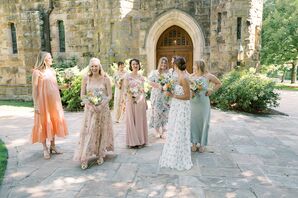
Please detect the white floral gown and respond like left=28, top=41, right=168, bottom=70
left=159, top=84, right=193, bottom=171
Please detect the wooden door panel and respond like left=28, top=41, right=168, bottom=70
left=156, top=25, right=193, bottom=73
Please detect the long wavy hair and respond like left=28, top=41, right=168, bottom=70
left=157, top=57, right=169, bottom=73
left=195, top=59, right=207, bottom=73
left=34, top=51, right=50, bottom=70
left=88, top=57, right=105, bottom=77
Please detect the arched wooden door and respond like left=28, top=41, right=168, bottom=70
left=156, top=25, right=193, bottom=73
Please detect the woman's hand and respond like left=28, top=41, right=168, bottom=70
left=34, top=105, right=40, bottom=114
left=150, top=82, right=160, bottom=89
left=164, top=91, right=173, bottom=97
left=205, top=89, right=213, bottom=96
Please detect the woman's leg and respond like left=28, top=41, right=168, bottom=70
left=42, top=141, right=50, bottom=159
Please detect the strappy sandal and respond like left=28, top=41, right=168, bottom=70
left=43, top=149, right=50, bottom=160
left=81, top=161, right=88, bottom=170
left=50, top=146, right=63, bottom=154
left=96, top=157, right=104, bottom=165
left=191, top=145, right=198, bottom=152
left=198, top=146, right=205, bottom=153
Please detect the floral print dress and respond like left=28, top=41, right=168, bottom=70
left=148, top=70, right=170, bottom=129
left=159, top=84, right=193, bottom=171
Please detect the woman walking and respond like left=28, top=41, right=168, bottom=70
left=74, top=58, right=114, bottom=169
left=31, top=51, right=68, bottom=159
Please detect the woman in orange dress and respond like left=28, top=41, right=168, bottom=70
left=31, top=51, right=68, bottom=159
left=73, top=58, right=114, bottom=169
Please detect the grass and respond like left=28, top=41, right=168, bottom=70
left=0, top=139, right=8, bottom=185
left=0, top=100, right=33, bottom=107
left=275, top=84, right=298, bottom=91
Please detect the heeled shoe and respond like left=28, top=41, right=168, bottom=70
left=81, top=161, right=88, bottom=170
left=191, top=145, right=197, bottom=152
left=43, top=149, right=50, bottom=160
left=96, top=157, right=104, bottom=165
left=50, top=146, right=62, bottom=154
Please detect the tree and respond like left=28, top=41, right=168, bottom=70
left=261, top=0, right=298, bottom=83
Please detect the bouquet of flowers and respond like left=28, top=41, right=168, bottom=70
left=163, top=79, right=175, bottom=93
left=114, top=75, right=124, bottom=90
left=157, top=73, right=170, bottom=86
left=81, top=88, right=104, bottom=106
left=190, top=78, right=204, bottom=96
left=128, top=81, right=144, bottom=104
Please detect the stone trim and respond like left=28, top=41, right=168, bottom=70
left=144, top=9, right=205, bottom=72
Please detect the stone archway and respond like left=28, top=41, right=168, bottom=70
left=145, top=9, right=205, bottom=72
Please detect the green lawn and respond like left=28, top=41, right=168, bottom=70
left=0, top=139, right=8, bottom=185
left=0, top=100, right=33, bottom=107
left=276, top=84, right=298, bottom=91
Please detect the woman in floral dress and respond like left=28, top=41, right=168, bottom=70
left=123, top=59, right=148, bottom=148
left=159, top=56, right=193, bottom=171
left=74, top=58, right=114, bottom=169
left=148, top=57, right=170, bottom=138
left=113, top=61, right=126, bottom=123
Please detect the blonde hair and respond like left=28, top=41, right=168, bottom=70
left=88, top=57, right=105, bottom=77
left=195, top=59, right=207, bottom=73
left=157, top=57, right=168, bottom=73
left=34, top=51, right=50, bottom=70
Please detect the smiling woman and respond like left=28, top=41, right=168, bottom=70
left=0, top=139, right=8, bottom=185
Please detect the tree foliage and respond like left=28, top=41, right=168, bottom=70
left=261, top=0, right=298, bottom=83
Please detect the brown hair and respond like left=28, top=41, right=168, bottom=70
left=174, top=56, right=186, bottom=71
left=129, top=58, right=141, bottom=71
left=157, top=57, right=168, bottom=73
left=195, top=59, right=207, bottom=73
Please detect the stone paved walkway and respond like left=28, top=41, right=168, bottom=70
left=0, top=91, right=298, bottom=198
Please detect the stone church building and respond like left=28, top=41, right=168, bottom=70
left=0, top=0, right=263, bottom=100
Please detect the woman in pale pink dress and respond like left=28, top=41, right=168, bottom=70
left=31, top=51, right=68, bottom=159
left=123, top=59, right=148, bottom=148
left=74, top=58, right=114, bottom=169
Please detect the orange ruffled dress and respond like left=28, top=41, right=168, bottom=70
left=31, top=68, right=68, bottom=143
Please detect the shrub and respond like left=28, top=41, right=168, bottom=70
left=61, top=75, right=83, bottom=111
left=211, top=69, right=280, bottom=113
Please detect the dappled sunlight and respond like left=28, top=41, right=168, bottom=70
left=257, top=176, right=272, bottom=184
left=7, top=138, right=28, bottom=148
left=225, top=192, right=237, bottom=198
left=10, top=171, right=27, bottom=178
left=241, top=170, right=255, bottom=177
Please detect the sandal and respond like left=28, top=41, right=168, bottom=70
left=198, top=146, right=205, bottom=153
left=50, top=146, right=63, bottom=154
left=81, top=161, right=88, bottom=170
left=191, top=145, right=197, bottom=152
left=97, top=157, right=104, bottom=165
left=43, top=149, right=50, bottom=160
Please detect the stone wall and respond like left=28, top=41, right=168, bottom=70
left=210, top=0, right=263, bottom=74
left=0, top=0, right=263, bottom=100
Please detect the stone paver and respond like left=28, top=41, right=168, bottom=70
left=0, top=90, right=298, bottom=198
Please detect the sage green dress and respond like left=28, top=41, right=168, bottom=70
left=190, top=76, right=210, bottom=146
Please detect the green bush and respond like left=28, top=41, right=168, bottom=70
left=0, top=139, right=8, bottom=185
left=61, top=75, right=83, bottom=111
left=210, top=69, right=280, bottom=113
